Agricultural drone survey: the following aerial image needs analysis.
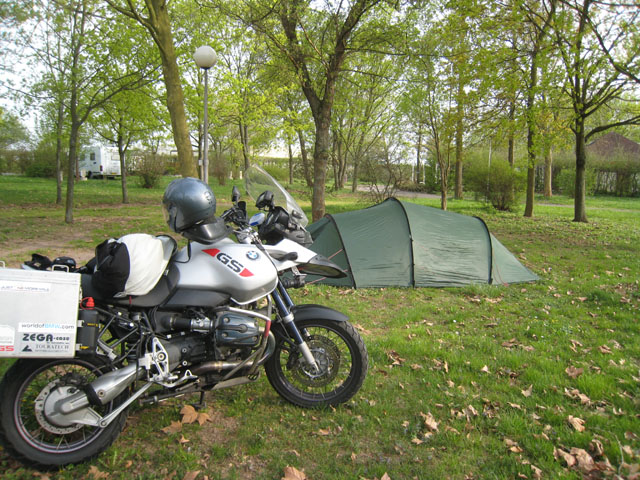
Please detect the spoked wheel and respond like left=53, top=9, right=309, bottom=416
left=265, top=319, right=368, bottom=407
left=0, top=358, right=129, bottom=469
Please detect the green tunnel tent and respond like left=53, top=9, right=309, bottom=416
left=305, top=198, right=538, bottom=288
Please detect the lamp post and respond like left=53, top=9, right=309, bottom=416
left=194, top=46, right=217, bottom=184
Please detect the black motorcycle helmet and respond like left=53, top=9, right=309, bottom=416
left=162, top=177, right=217, bottom=233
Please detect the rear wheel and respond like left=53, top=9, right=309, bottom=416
left=0, top=357, right=129, bottom=469
left=265, top=319, right=368, bottom=407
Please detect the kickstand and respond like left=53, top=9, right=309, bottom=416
left=191, top=391, right=207, bottom=410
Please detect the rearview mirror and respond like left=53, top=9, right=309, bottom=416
left=231, top=186, right=241, bottom=204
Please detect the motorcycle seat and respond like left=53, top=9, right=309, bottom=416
left=81, top=262, right=180, bottom=308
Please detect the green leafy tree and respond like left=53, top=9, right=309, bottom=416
left=91, top=84, right=165, bottom=203
left=214, top=0, right=393, bottom=221
left=106, top=0, right=197, bottom=178
left=552, top=0, right=640, bottom=222
left=519, top=0, right=557, bottom=218
left=0, top=107, right=30, bottom=173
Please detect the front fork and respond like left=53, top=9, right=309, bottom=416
left=271, top=281, right=320, bottom=372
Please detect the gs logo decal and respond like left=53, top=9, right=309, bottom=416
left=203, top=249, right=254, bottom=277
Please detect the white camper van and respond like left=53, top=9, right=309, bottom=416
left=79, top=146, right=121, bottom=178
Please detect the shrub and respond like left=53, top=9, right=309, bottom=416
left=212, top=155, right=230, bottom=186
left=465, top=159, right=525, bottom=211
left=556, top=168, right=596, bottom=197
left=398, top=182, right=431, bottom=193
left=25, top=158, right=56, bottom=178
left=263, top=165, right=288, bottom=183
left=136, top=153, right=165, bottom=189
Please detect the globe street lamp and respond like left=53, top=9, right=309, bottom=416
left=194, top=46, right=217, bottom=184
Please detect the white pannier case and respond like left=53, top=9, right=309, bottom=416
left=0, top=269, right=81, bottom=358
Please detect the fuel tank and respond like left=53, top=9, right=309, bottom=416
left=172, top=239, right=278, bottom=305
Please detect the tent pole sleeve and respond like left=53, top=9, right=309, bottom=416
left=392, top=198, right=416, bottom=287
left=474, top=216, right=493, bottom=284
left=326, top=214, right=358, bottom=288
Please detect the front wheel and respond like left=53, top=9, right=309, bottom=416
left=265, top=319, right=368, bottom=407
left=0, top=357, right=129, bottom=469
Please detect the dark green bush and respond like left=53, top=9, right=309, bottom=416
left=25, top=158, right=56, bottom=178
left=465, top=159, right=525, bottom=211
left=263, top=165, right=288, bottom=183
left=135, top=154, right=166, bottom=189
left=212, top=155, right=231, bottom=186
left=556, top=168, right=596, bottom=197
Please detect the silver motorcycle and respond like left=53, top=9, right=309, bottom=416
left=0, top=166, right=368, bottom=468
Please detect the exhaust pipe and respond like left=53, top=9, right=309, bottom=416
left=190, top=332, right=275, bottom=375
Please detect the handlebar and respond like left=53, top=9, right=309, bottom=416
left=280, top=277, right=306, bottom=289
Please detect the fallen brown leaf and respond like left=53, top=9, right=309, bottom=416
left=182, top=471, right=200, bottom=480
left=353, top=323, right=373, bottom=336
left=554, top=447, right=576, bottom=468
left=598, top=345, right=612, bottom=354
left=161, top=420, right=183, bottom=435
left=521, top=385, right=533, bottom=397
left=464, top=405, right=478, bottom=418
left=565, top=366, right=584, bottom=379
left=420, top=412, right=439, bottom=432
left=504, top=438, right=523, bottom=453
left=589, top=439, right=604, bottom=457
left=180, top=405, right=199, bottom=424
left=386, top=350, right=405, bottom=366
left=87, top=466, right=109, bottom=480
left=282, top=466, right=306, bottom=480
left=568, top=415, right=586, bottom=432
left=564, top=388, right=591, bottom=405
left=530, top=464, right=542, bottom=479
left=570, top=448, right=595, bottom=473
left=196, top=412, right=211, bottom=426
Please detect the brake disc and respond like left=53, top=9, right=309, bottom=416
left=290, top=335, right=342, bottom=387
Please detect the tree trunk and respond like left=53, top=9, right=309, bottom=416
left=55, top=100, right=64, bottom=205
left=454, top=124, right=463, bottom=199
left=455, top=98, right=464, bottom=199
left=440, top=166, right=448, bottom=210
left=508, top=101, right=516, bottom=167
left=524, top=66, right=537, bottom=218
left=415, top=129, right=422, bottom=184
left=288, top=141, right=294, bottom=185
left=312, top=112, right=331, bottom=221
left=149, top=0, right=195, bottom=178
left=297, top=129, right=312, bottom=187
left=544, top=145, right=553, bottom=197
left=524, top=167, right=535, bottom=217
left=239, top=121, right=250, bottom=171
left=574, top=122, right=588, bottom=222
left=438, top=150, right=448, bottom=211
left=352, top=161, right=360, bottom=193
left=118, top=135, right=129, bottom=204
left=65, top=122, right=79, bottom=224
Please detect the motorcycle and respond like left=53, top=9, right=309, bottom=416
left=0, top=166, right=368, bottom=468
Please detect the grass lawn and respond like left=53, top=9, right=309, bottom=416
left=0, top=175, right=638, bottom=479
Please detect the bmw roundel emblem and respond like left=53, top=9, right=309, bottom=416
left=246, top=251, right=259, bottom=260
